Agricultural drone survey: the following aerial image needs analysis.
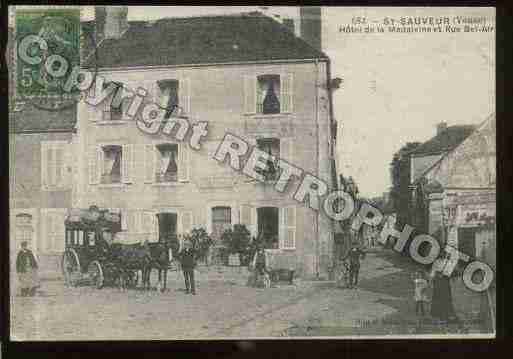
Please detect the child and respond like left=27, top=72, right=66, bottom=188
left=413, top=271, right=429, bottom=318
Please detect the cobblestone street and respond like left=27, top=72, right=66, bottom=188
left=10, top=250, right=490, bottom=340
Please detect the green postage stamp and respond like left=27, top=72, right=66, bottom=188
left=15, top=8, right=81, bottom=102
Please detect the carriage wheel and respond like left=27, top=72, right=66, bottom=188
left=88, top=261, right=104, bottom=289
left=62, top=250, right=81, bottom=287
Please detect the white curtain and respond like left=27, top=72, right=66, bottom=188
left=160, top=150, right=171, bottom=174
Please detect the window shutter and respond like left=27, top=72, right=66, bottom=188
left=63, top=143, right=72, bottom=188
left=122, top=144, right=134, bottom=183
left=178, top=144, right=190, bottom=182
left=280, top=206, right=296, bottom=249
left=40, top=209, right=47, bottom=252
left=102, top=98, right=111, bottom=121
left=130, top=145, right=136, bottom=183
left=49, top=213, right=56, bottom=252
left=240, top=205, right=256, bottom=238
left=243, top=75, right=257, bottom=114
left=179, top=77, right=190, bottom=115
left=143, top=144, right=155, bottom=183
left=280, top=137, right=294, bottom=163
left=281, top=73, right=293, bottom=113
left=135, top=211, right=143, bottom=234
left=121, top=97, right=131, bottom=120
left=149, top=81, right=159, bottom=103
left=121, top=209, right=128, bottom=231
left=47, top=147, right=56, bottom=187
left=41, top=143, right=48, bottom=188
left=89, top=145, right=100, bottom=185
left=57, top=210, right=65, bottom=252
left=181, top=211, right=193, bottom=236
left=55, top=146, right=64, bottom=187
left=142, top=211, right=152, bottom=233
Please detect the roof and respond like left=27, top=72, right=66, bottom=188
left=9, top=102, right=76, bottom=133
left=411, top=125, right=476, bottom=157
left=85, top=12, right=327, bottom=68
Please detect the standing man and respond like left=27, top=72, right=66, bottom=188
left=348, top=244, right=366, bottom=289
left=16, top=241, right=40, bottom=297
left=179, top=240, right=196, bottom=295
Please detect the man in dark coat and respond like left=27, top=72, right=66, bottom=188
left=16, top=241, right=39, bottom=296
left=348, top=244, right=366, bottom=289
left=179, top=240, right=196, bottom=295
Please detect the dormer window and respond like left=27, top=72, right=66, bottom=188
left=102, top=82, right=124, bottom=121
left=257, top=75, right=280, bottom=114
left=158, top=79, right=180, bottom=119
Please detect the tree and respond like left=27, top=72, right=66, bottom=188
left=184, top=227, right=213, bottom=263
left=389, top=142, right=421, bottom=234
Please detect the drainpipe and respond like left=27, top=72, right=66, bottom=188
left=314, top=59, right=320, bottom=279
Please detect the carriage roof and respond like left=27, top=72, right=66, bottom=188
left=65, top=207, right=121, bottom=232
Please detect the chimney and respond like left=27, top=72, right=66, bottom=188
left=436, top=121, right=448, bottom=135
left=95, top=6, right=128, bottom=42
left=283, top=18, right=295, bottom=34
left=300, top=6, right=322, bottom=52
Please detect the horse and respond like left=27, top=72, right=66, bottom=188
left=111, top=242, right=153, bottom=290
left=147, top=242, right=171, bottom=292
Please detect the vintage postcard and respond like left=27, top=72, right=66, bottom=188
left=7, top=6, right=495, bottom=340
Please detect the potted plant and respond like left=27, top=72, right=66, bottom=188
left=183, top=227, right=213, bottom=264
left=220, top=224, right=251, bottom=266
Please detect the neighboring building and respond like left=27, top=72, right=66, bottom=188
left=8, top=8, right=123, bottom=276
left=9, top=104, right=76, bottom=276
left=410, top=114, right=496, bottom=331
left=413, top=114, right=495, bottom=260
left=74, top=8, right=337, bottom=278
left=409, top=122, right=475, bottom=233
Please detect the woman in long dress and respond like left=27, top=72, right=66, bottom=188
left=429, top=257, right=457, bottom=323
left=16, top=241, right=40, bottom=297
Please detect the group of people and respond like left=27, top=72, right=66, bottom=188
left=15, top=239, right=199, bottom=296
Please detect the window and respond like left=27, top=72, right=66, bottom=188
left=244, top=73, right=293, bottom=114
left=41, top=141, right=71, bottom=189
left=144, top=143, right=189, bottom=183
left=102, top=82, right=125, bottom=121
left=156, top=144, right=178, bottom=182
left=89, top=144, right=134, bottom=185
left=257, top=75, right=281, bottom=114
left=256, top=138, right=280, bottom=181
left=15, top=213, right=33, bottom=248
left=101, top=145, right=122, bottom=184
left=158, top=80, right=179, bottom=119
left=211, top=206, right=232, bottom=241
left=155, top=78, right=190, bottom=118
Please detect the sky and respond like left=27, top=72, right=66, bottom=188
left=81, top=6, right=495, bottom=197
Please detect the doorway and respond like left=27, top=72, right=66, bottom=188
left=157, top=213, right=178, bottom=256
left=257, top=207, right=279, bottom=248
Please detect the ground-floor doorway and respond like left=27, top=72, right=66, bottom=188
left=157, top=212, right=178, bottom=257
left=257, top=207, right=279, bottom=248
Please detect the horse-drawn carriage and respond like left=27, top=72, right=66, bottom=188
left=61, top=206, right=172, bottom=291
